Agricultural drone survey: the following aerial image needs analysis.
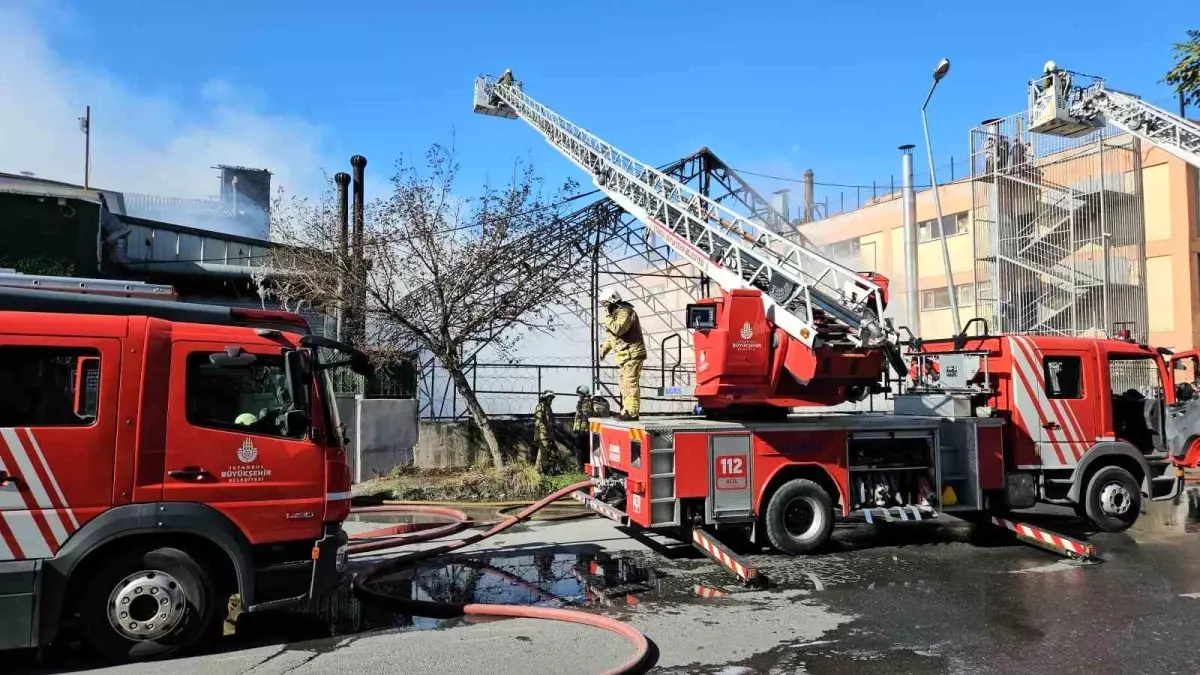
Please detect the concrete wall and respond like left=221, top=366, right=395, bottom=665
left=354, top=398, right=419, bottom=482
left=413, top=417, right=576, bottom=471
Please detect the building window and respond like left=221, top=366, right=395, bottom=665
left=1044, top=356, right=1083, bottom=399
left=921, top=287, right=951, bottom=311
left=0, top=346, right=101, bottom=427
left=918, top=212, right=967, bottom=241
left=824, top=238, right=861, bottom=260
left=185, top=351, right=306, bottom=439
left=921, top=283, right=979, bottom=311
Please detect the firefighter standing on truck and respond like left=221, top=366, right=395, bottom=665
left=598, top=288, right=646, bottom=421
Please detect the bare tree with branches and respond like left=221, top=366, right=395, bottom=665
left=264, top=143, right=596, bottom=467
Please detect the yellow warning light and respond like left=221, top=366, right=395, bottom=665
left=800, top=328, right=811, bottom=339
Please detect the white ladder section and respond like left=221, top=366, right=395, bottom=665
left=1077, top=86, right=1200, bottom=168
left=473, top=73, right=887, bottom=349
left=0, top=272, right=177, bottom=300
left=1030, top=71, right=1200, bottom=169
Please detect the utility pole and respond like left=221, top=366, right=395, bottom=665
left=79, top=106, right=91, bottom=189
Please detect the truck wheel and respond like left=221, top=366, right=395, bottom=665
left=764, top=479, right=834, bottom=554
left=80, top=546, right=218, bottom=662
left=1083, top=466, right=1142, bottom=533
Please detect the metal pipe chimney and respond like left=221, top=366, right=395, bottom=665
left=349, top=155, right=367, bottom=347
left=900, top=145, right=920, bottom=335
left=802, top=169, right=814, bottom=223
left=334, top=172, right=351, bottom=342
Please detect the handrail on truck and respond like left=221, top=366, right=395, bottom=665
left=660, top=333, right=683, bottom=389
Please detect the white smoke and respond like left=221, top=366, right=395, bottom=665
left=0, top=3, right=331, bottom=238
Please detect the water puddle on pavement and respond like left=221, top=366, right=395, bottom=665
left=230, top=549, right=674, bottom=646
left=1130, top=486, right=1200, bottom=537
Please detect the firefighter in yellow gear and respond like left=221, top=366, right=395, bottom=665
left=597, top=289, right=646, bottom=420
left=572, top=385, right=592, bottom=469
left=533, top=390, right=556, bottom=471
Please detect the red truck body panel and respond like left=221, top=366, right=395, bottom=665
left=0, top=308, right=349, bottom=560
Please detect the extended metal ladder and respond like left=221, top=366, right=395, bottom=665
left=0, top=271, right=177, bottom=300
left=473, top=72, right=888, bottom=350
left=1030, top=70, right=1200, bottom=169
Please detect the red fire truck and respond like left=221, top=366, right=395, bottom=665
left=0, top=286, right=367, bottom=661
left=577, top=290, right=1200, bottom=571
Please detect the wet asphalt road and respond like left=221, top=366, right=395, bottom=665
left=13, top=488, right=1200, bottom=674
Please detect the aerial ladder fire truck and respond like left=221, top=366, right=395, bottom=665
left=473, top=68, right=1200, bottom=581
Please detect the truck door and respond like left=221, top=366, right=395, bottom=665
left=0, top=339, right=119, bottom=560
left=1167, top=351, right=1200, bottom=464
left=162, top=341, right=325, bottom=544
left=1014, top=341, right=1095, bottom=467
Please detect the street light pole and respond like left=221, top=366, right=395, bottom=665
left=921, top=58, right=961, bottom=335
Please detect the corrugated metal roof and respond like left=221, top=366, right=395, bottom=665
left=0, top=172, right=127, bottom=208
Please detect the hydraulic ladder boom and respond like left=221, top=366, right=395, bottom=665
left=473, top=71, right=889, bottom=350
left=1030, top=70, right=1200, bottom=168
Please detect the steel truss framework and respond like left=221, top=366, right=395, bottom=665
left=414, top=148, right=798, bottom=418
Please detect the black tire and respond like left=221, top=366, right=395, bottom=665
left=79, top=546, right=218, bottom=663
left=1083, top=465, right=1142, bottom=533
left=764, top=479, right=835, bottom=554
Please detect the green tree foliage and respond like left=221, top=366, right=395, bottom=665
left=1163, top=30, right=1200, bottom=110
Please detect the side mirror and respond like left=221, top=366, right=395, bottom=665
left=280, top=409, right=311, bottom=438
left=284, top=349, right=311, bottom=412
left=210, top=346, right=257, bottom=368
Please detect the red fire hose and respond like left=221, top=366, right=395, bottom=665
left=347, top=481, right=654, bottom=675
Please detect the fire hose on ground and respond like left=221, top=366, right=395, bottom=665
left=346, top=481, right=654, bottom=675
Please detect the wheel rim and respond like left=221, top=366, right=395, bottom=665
left=1098, top=481, right=1134, bottom=516
left=106, top=569, right=188, bottom=641
left=782, top=496, right=823, bottom=540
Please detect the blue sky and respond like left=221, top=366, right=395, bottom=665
left=7, top=0, right=1197, bottom=219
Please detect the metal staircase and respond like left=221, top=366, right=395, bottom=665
left=972, top=104, right=1146, bottom=336
left=473, top=71, right=888, bottom=350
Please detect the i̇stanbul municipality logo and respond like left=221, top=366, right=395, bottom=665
left=740, top=322, right=753, bottom=339
left=238, top=438, right=259, bottom=464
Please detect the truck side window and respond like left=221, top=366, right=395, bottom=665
left=0, top=346, right=101, bottom=427
left=1043, top=356, right=1083, bottom=399
left=185, top=352, right=305, bottom=439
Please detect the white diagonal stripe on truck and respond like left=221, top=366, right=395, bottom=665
left=3, top=511, right=52, bottom=559
left=22, top=428, right=78, bottom=529
left=0, top=428, right=69, bottom=545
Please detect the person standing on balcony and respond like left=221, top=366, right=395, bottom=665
left=598, top=288, right=647, bottom=421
